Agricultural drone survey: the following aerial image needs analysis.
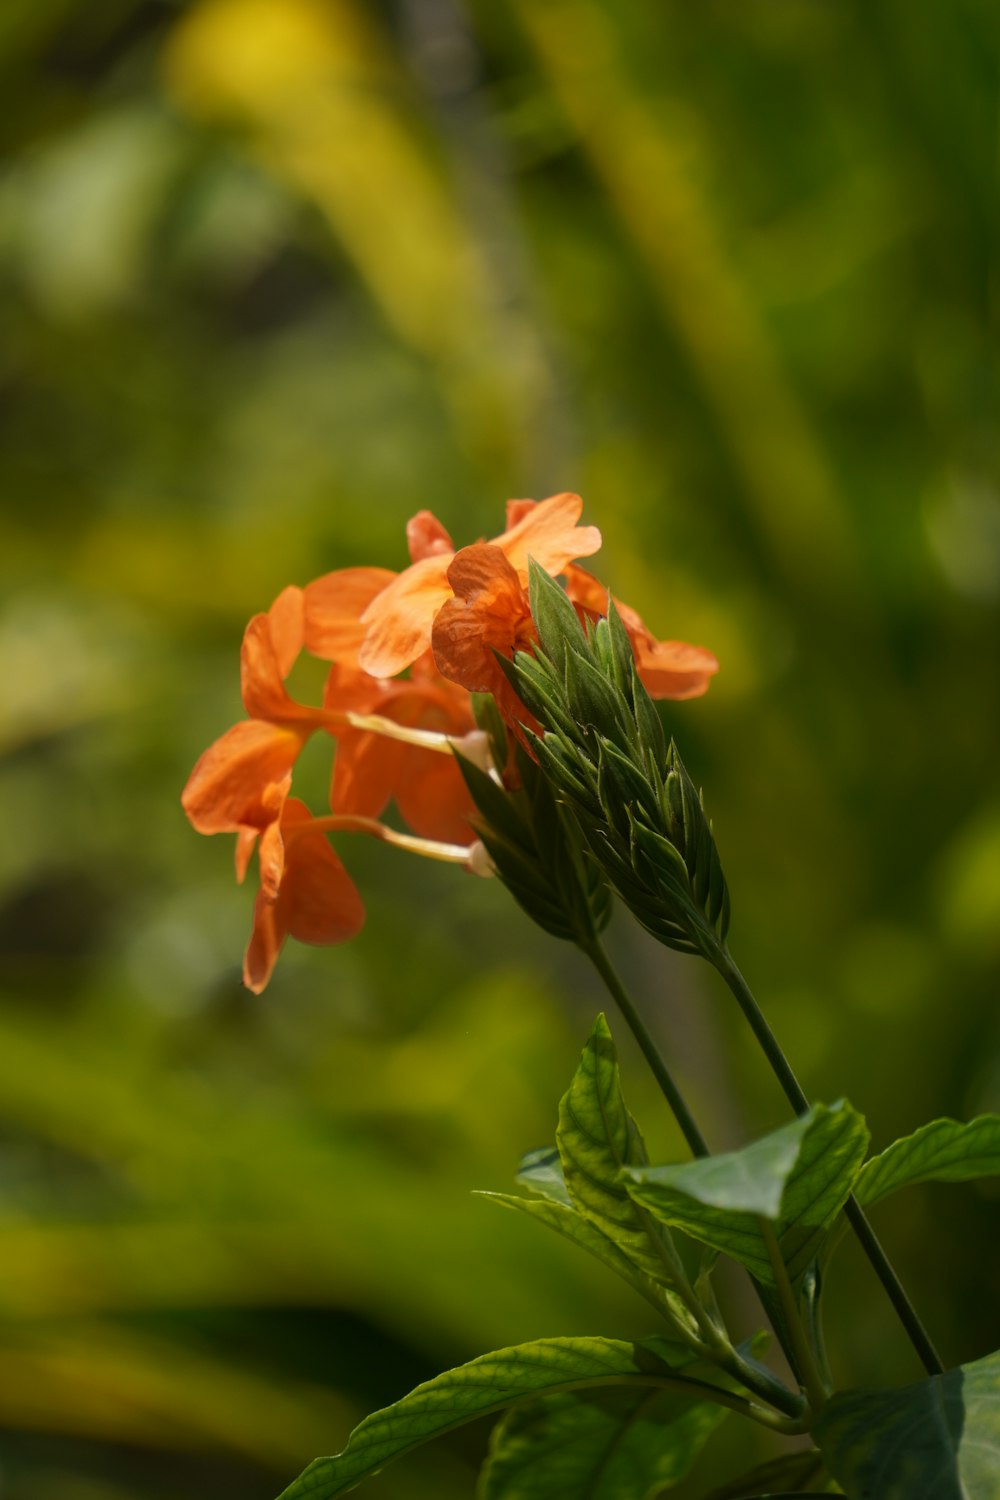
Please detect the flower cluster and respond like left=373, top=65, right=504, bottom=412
left=182, top=494, right=718, bottom=990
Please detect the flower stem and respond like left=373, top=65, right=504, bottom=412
left=714, top=945, right=944, bottom=1378
left=580, top=935, right=709, bottom=1159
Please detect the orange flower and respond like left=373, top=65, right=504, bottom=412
left=431, top=544, right=540, bottom=733
left=357, top=493, right=602, bottom=679
left=564, top=565, right=719, bottom=700
left=300, top=567, right=396, bottom=666
left=324, top=653, right=477, bottom=844
left=182, top=604, right=329, bottom=895
left=244, top=798, right=365, bottom=993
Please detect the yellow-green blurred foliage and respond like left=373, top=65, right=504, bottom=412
left=1, top=1, right=998, bottom=1495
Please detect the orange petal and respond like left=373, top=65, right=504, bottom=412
left=182, top=721, right=300, bottom=834
left=241, top=614, right=297, bottom=721
left=267, top=585, right=305, bottom=678
left=496, top=492, right=602, bottom=579
left=303, top=567, right=396, bottom=665
left=235, top=827, right=258, bottom=883
left=635, top=639, right=720, bottom=700
left=432, top=544, right=533, bottom=693
left=244, top=888, right=284, bottom=994
left=395, top=750, right=475, bottom=844
left=358, top=553, right=454, bottom=677
left=564, top=564, right=652, bottom=641
left=242, top=799, right=366, bottom=993
left=331, top=729, right=403, bottom=821
left=505, top=499, right=537, bottom=530
left=280, top=800, right=366, bottom=945
left=407, top=510, right=455, bottom=562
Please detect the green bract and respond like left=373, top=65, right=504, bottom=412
left=497, top=562, right=730, bottom=958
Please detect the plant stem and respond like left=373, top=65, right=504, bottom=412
left=581, top=935, right=710, bottom=1159
left=579, top=935, right=809, bottom=1411
left=759, top=1219, right=828, bottom=1412
left=714, top=945, right=944, bottom=1378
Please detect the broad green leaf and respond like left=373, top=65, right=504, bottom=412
left=816, top=1345, right=1000, bottom=1499
left=697, top=1448, right=835, bottom=1497
left=624, top=1102, right=869, bottom=1285
left=556, top=1015, right=686, bottom=1298
left=856, top=1115, right=1000, bottom=1207
left=276, top=1336, right=733, bottom=1500
left=516, top=1146, right=573, bottom=1206
left=478, top=1380, right=727, bottom=1499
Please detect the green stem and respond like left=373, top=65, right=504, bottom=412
left=714, top=945, right=944, bottom=1378
left=579, top=935, right=807, bottom=1417
left=581, top=935, right=710, bottom=1159
left=759, top=1219, right=827, bottom=1412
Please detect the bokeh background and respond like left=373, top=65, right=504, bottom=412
left=1, top=1, right=999, bottom=1495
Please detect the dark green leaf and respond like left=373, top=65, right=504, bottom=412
left=816, top=1345, right=1000, bottom=1499
left=856, top=1115, right=1000, bottom=1208
left=277, top=1337, right=727, bottom=1500
left=697, top=1448, right=834, bottom=1497
left=624, top=1102, right=869, bottom=1285
left=479, top=1380, right=727, bottom=1499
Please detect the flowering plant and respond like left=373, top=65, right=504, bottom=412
left=186, top=497, right=1000, bottom=1499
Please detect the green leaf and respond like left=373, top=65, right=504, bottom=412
left=856, top=1115, right=1000, bottom=1207
left=697, top=1448, right=834, bottom=1497
left=516, top=1145, right=573, bottom=1206
left=624, top=1102, right=869, bottom=1285
left=478, top=1380, right=727, bottom=1499
left=556, top=1016, right=690, bottom=1301
left=276, top=1337, right=728, bottom=1500
left=816, top=1346, right=1000, bottom=1499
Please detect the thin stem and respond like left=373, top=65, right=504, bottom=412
left=581, top=935, right=709, bottom=1159
left=714, top=946, right=944, bottom=1378
left=759, top=1219, right=827, bottom=1412
left=579, top=934, right=807, bottom=1416
left=304, top=814, right=483, bottom=868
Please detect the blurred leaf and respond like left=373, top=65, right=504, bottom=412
left=0, top=1325, right=353, bottom=1469
left=163, top=0, right=550, bottom=472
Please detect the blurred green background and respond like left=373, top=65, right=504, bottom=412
left=1, top=0, right=999, bottom=1495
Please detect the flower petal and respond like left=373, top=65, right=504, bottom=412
left=358, top=553, right=454, bottom=677
left=242, top=799, right=366, bottom=994
left=634, top=638, right=720, bottom=700
left=182, top=721, right=299, bottom=834
left=241, top=614, right=298, bottom=720
left=267, top=585, right=305, bottom=678
left=407, top=510, right=454, bottom=562
left=394, top=749, right=474, bottom=844
left=496, top=492, right=602, bottom=578
left=432, top=544, right=532, bottom=693
left=244, top=888, right=283, bottom=994
left=504, top=498, right=536, bottom=530
left=303, top=566, right=396, bottom=664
